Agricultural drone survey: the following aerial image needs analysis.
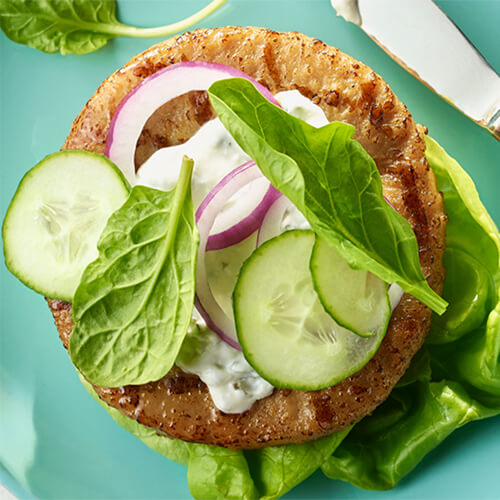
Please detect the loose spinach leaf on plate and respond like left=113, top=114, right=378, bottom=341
left=0, top=0, right=226, bottom=55
left=70, top=156, right=199, bottom=387
left=208, top=78, right=447, bottom=314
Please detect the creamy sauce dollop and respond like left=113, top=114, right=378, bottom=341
left=176, top=312, right=274, bottom=414
left=137, top=90, right=329, bottom=413
left=330, top=0, right=362, bottom=25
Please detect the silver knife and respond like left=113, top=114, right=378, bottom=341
left=331, top=0, right=500, bottom=140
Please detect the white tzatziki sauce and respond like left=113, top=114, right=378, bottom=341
left=176, top=311, right=274, bottom=414
left=136, top=90, right=329, bottom=414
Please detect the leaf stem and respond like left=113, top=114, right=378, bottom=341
left=171, top=156, right=195, bottom=215
left=109, top=0, right=227, bottom=38
left=161, top=155, right=195, bottom=264
left=113, top=156, right=194, bottom=337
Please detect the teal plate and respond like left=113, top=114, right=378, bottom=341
left=1, top=1, right=499, bottom=498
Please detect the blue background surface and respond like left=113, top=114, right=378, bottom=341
left=1, top=1, right=499, bottom=499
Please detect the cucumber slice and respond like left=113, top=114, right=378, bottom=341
left=3, top=151, right=130, bottom=301
left=311, top=237, right=391, bottom=337
left=234, top=230, right=386, bottom=390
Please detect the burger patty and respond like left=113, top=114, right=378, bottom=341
left=48, top=27, right=447, bottom=450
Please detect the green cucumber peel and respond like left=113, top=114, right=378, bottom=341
left=208, top=78, right=447, bottom=315
left=70, top=156, right=199, bottom=387
left=310, top=236, right=391, bottom=338
left=2, top=150, right=130, bottom=301
left=234, top=230, right=387, bottom=390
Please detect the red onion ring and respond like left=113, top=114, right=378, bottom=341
left=257, top=195, right=292, bottom=246
left=388, top=283, right=405, bottom=310
left=195, top=161, right=271, bottom=349
left=207, top=184, right=281, bottom=251
left=106, top=61, right=280, bottom=184
left=385, top=199, right=405, bottom=310
left=384, top=196, right=397, bottom=210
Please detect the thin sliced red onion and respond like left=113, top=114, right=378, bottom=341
left=106, top=61, right=280, bottom=184
left=385, top=196, right=397, bottom=210
left=388, top=283, right=405, bottom=310
left=196, top=161, right=268, bottom=349
left=256, top=195, right=291, bottom=246
left=385, top=194, right=404, bottom=311
left=207, top=184, right=281, bottom=251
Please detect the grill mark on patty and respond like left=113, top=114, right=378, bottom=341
left=263, top=33, right=281, bottom=89
left=400, top=158, right=432, bottom=247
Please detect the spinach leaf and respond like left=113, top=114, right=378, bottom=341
left=208, top=78, right=447, bottom=314
left=0, top=0, right=226, bottom=55
left=70, top=156, right=199, bottom=387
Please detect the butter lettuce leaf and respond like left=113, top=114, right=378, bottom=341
left=79, top=376, right=347, bottom=500
left=79, top=376, right=194, bottom=464
left=71, top=157, right=199, bottom=387
left=245, top=430, right=350, bottom=499
left=322, top=380, right=500, bottom=490
left=188, top=446, right=258, bottom=500
left=79, top=377, right=257, bottom=498
left=321, top=136, right=500, bottom=489
left=425, top=137, right=500, bottom=396
left=208, top=78, right=446, bottom=314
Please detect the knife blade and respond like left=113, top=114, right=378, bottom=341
left=331, top=0, right=500, bottom=140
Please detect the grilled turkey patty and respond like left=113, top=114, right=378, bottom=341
left=48, top=26, right=447, bottom=450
